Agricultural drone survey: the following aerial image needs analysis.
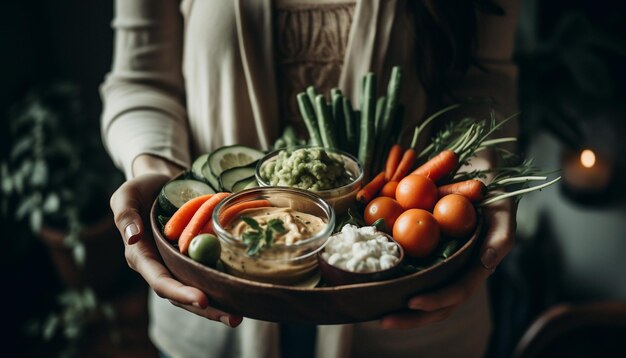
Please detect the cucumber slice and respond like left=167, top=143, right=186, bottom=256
left=201, top=161, right=221, bottom=191
left=207, top=145, right=265, bottom=178
left=191, top=153, right=209, bottom=181
left=220, top=165, right=256, bottom=192
left=232, top=177, right=258, bottom=192
left=158, top=179, right=215, bottom=215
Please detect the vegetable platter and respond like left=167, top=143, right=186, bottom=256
left=151, top=66, right=560, bottom=324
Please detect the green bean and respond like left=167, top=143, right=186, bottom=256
left=315, top=95, right=337, bottom=149
left=297, top=92, right=322, bottom=147
left=332, top=92, right=346, bottom=151
left=375, top=96, right=387, bottom=138
left=373, top=67, right=402, bottom=173
left=358, top=73, right=376, bottom=179
left=343, top=97, right=357, bottom=155
left=307, top=86, right=319, bottom=116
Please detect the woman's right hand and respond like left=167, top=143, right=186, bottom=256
left=110, top=169, right=243, bottom=328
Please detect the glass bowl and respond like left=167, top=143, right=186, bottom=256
left=255, top=147, right=363, bottom=215
left=211, top=187, right=335, bottom=285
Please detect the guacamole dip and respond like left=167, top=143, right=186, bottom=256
left=260, top=148, right=351, bottom=191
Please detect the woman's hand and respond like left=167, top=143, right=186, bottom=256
left=380, top=198, right=516, bottom=329
left=110, top=168, right=243, bottom=328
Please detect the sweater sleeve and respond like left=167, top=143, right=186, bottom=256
left=100, top=0, right=190, bottom=179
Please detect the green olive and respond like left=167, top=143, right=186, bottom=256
left=188, top=234, right=221, bottom=267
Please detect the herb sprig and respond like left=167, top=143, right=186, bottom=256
left=241, top=217, right=286, bottom=256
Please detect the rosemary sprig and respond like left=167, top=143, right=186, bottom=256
left=241, top=217, right=286, bottom=256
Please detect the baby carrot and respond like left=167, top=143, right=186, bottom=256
left=164, top=194, right=214, bottom=241
left=437, top=179, right=486, bottom=202
left=218, top=199, right=272, bottom=227
left=411, top=149, right=458, bottom=182
left=199, top=219, right=215, bottom=235
left=380, top=181, right=398, bottom=198
left=385, top=144, right=403, bottom=180
left=390, top=148, right=416, bottom=182
left=356, top=171, right=386, bottom=204
left=179, top=192, right=230, bottom=255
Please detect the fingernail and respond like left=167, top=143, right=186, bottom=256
left=219, top=316, right=232, bottom=327
left=125, top=223, right=140, bottom=244
left=192, top=301, right=202, bottom=308
left=481, top=248, right=497, bottom=270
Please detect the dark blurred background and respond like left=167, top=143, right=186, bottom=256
left=2, top=1, right=155, bottom=357
left=2, top=0, right=625, bottom=357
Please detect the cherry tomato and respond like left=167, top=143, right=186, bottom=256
left=379, top=181, right=398, bottom=198
left=395, top=174, right=438, bottom=211
left=433, top=194, right=477, bottom=238
left=364, top=196, right=404, bottom=232
left=392, top=209, right=440, bottom=258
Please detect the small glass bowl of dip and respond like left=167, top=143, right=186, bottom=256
left=212, top=187, right=335, bottom=285
left=255, top=147, right=363, bottom=215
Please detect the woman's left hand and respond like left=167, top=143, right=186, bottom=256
left=380, top=198, right=516, bottom=329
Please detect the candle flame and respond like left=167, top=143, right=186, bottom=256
left=580, top=149, right=596, bottom=168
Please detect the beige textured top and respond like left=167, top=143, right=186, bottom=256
left=275, top=2, right=355, bottom=135
left=101, top=1, right=520, bottom=357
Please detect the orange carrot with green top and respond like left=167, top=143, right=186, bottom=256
left=437, top=179, right=486, bottom=202
left=356, top=171, right=386, bottom=204
left=164, top=194, right=214, bottom=241
left=385, top=144, right=403, bottom=180
left=390, top=148, right=416, bottom=182
left=411, top=149, right=458, bottom=182
left=179, top=192, right=230, bottom=255
left=218, top=199, right=272, bottom=227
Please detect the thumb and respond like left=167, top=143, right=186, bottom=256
left=480, top=198, right=516, bottom=271
left=110, top=184, right=145, bottom=245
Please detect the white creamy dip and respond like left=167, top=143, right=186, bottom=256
left=321, top=225, right=400, bottom=273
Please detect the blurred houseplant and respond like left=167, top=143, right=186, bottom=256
left=1, top=82, right=130, bottom=356
left=1, top=82, right=125, bottom=287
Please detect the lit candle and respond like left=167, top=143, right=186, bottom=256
left=562, top=148, right=612, bottom=191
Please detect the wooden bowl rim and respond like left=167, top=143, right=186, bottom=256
left=151, top=198, right=482, bottom=292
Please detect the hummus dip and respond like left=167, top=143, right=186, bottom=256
left=221, top=206, right=327, bottom=284
left=226, top=207, right=326, bottom=245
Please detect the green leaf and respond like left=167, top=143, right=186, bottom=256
left=30, top=159, right=48, bottom=187
left=267, top=218, right=285, bottom=234
left=101, top=304, right=115, bottom=320
left=10, top=136, right=34, bottom=161
left=242, top=216, right=261, bottom=230
left=42, top=193, right=60, bottom=214
left=372, top=218, right=388, bottom=233
left=1, top=163, right=13, bottom=194
left=72, top=242, right=86, bottom=266
left=29, top=209, right=43, bottom=233
left=264, top=228, right=273, bottom=249
left=83, top=288, right=97, bottom=308
left=242, top=230, right=259, bottom=244
left=242, top=218, right=285, bottom=256
left=441, top=240, right=459, bottom=259
left=16, top=195, right=37, bottom=220
left=42, top=315, right=59, bottom=341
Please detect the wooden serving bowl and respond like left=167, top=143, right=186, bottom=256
left=152, top=199, right=483, bottom=324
